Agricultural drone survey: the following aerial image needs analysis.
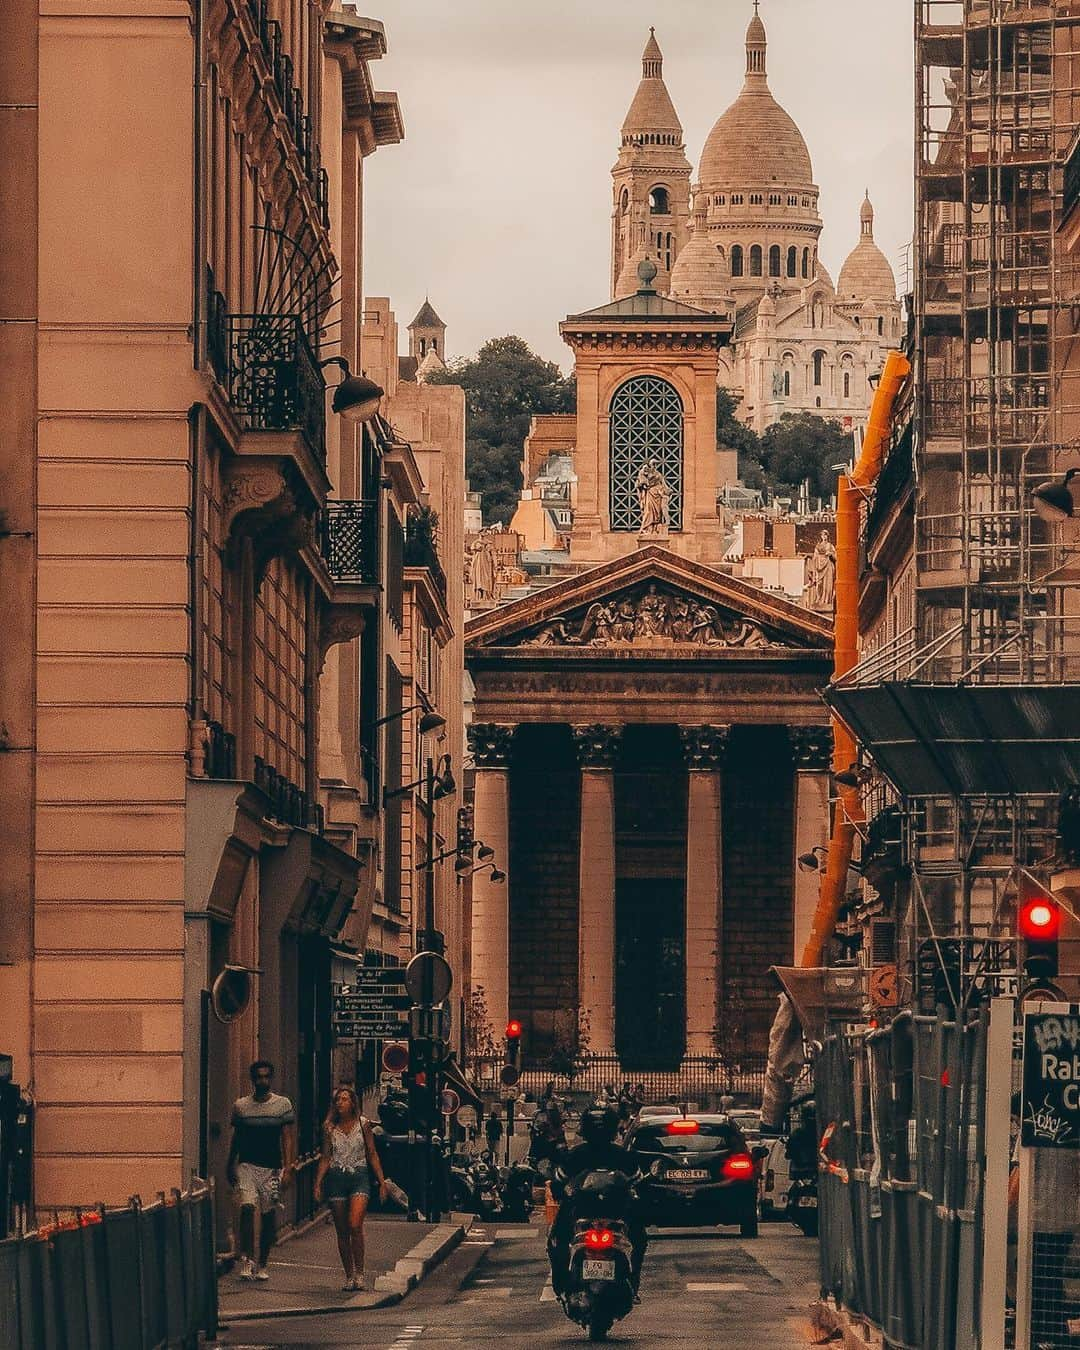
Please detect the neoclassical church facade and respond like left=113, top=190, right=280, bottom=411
left=613, top=7, right=902, bottom=435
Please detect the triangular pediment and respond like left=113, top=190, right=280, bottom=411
left=465, top=546, right=833, bottom=653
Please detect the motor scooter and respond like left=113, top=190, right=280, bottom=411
left=553, top=1169, right=639, bottom=1343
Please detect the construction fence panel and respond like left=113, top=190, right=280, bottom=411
left=816, top=1007, right=991, bottom=1350
left=0, top=1182, right=217, bottom=1350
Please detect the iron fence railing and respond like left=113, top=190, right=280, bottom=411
left=404, top=514, right=447, bottom=602
left=468, top=1053, right=810, bottom=1106
left=226, top=314, right=325, bottom=460
left=320, top=499, right=379, bottom=585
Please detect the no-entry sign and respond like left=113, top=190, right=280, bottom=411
left=1020, top=1007, right=1080, bottom=1148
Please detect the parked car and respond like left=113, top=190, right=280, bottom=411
left=759, top=1136, right=795, bottom=1220
left=636, top=1105, right=682, bottom=1121
left=623, top=1113, right=762, bottom=1236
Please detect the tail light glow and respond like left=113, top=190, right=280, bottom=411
left=722, top=1152, right=755, bottom=1179
left=666, top=1118, right=700, bottom=1135
left=584, top=1227, right=615, bottom=1249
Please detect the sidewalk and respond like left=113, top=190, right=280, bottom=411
left=218, top=1211, right=469, bottom=1322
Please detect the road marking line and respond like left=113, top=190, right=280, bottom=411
left=685, top=1281, right=751, bottom=1292
left=540, top=1280, right=557, bottom=1302
left=494, top=1226, right=537, bottom=1238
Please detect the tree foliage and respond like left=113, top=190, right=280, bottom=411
left=427, top=336, right=576, bottom=525
left=759, top=412, right=852, bottom=501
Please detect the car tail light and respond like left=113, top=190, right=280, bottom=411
left=722, top=1152, right=755, bottom=1179
left=584, top=1228, right=615, bottom=1249
left=666, top=1118, right=700, bottom=1135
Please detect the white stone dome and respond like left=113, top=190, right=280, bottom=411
left=837, top=194, right=897, bottom=302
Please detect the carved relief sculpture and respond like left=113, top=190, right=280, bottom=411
left=571, top=724, right=624, bottom=769
left=679, top=724, right=732, bottom=770
left=788, top=724, right=834, bottom=772
left=516, top=583, right=780, bottom=650
left=635, top=461, right=671, bottom=533
left=467, top=722, right=515, bottom=768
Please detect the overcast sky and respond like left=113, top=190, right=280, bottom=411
left=361, top=0, right=914, bottom=370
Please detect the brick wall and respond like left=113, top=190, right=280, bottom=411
left=721, top=724, right=795, bottom=1054
left=508, top=727, right=580, bottom=1058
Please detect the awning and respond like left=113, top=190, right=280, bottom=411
left=441, top=1054, right=485, bottom=1113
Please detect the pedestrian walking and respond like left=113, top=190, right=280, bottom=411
left=226, top=1059, right=296, bottom=1282
left=485, top=1106, right=503, bottom=1154
left=314, top=1085, right=389, bottom=1291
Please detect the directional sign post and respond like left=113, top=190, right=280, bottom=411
left=332, top=970, right=409, bottom=1041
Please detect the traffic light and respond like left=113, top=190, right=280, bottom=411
left=505, top=1019, right=522, bottom=1069
left=1019, top=895, right=1061, bottom=981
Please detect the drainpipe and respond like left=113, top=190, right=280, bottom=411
left=800, top=348, right=910, bottom=967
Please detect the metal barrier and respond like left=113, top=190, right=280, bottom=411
left=0, top=1181, right=217, bottom=1350
left=815, top=1009, right=990, bottom=1350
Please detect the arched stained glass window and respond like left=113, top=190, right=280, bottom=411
left=608, top=376, right=683, bottom=531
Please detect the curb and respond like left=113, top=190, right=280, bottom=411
left=220, top=1217, right=472, bottom=1323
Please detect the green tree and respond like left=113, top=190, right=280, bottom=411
left=716, top=387, right=766, bottom=488
left=759, top=412, right=852, bottom=502
left=427, top=336, right=576, bottom=525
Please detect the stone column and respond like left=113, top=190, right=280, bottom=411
left=789, top=726, right=833, bottom=965
left=679, top=725, right=731, bottom=1055
left=468, top=723, right=515, bottom=1035
left=572, top=724, right=623, bottom=1055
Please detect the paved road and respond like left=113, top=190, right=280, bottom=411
left=218, top=1217, right=818, bottom=1348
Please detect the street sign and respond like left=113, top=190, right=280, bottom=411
left=1020, top=1007, right=1080, bottom=1148
left=499, top=1064, right=521, bottom=1087
left=404, top=951, right=453, bottom=1006
left=332, top=971, right=409, bottom=1040
left=440, top=1088, right=460, bottom=1116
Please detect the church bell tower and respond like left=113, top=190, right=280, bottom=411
left=611, top=29, right=691, bottom=299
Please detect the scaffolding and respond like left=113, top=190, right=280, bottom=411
left=916, top=0, right=1080, bottom=687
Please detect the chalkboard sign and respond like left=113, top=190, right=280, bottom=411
left=1020, top=1007, right=1080, bottom=1149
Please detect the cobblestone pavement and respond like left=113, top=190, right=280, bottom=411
left=217, top=1216, right=817, bottom=1348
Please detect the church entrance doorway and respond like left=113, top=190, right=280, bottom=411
left=613, top=726, right=687, bottom=1070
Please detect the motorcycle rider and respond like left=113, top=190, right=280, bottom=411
left=547, top=1106, right=646, bottom=1299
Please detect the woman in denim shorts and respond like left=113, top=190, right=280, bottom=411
left=314, top=1086, right=389, bottom=1289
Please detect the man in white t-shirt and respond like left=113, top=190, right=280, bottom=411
left=226, top=1060, right=296, bottom=1281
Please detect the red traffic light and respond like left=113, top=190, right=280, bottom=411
left=505, top=1020, right=522, bottom=1039
left=1019, top=897, right=1061, bottom=940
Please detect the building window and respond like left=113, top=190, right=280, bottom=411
left=878, top=316, right=884, bottom=335
left=730, top=245, right=744, bottom=277
left=787, top=246, right=797, bottom=277
left=608, top=375, right=683, bottom=532
left=784, top=369, right=791, bottom=397
left=750, top=244, right=763, bottom=276
left=649, top=185, right=670, bottom=214
left=843, top=370, right=851, bottom=398
left=802, top=247, right=810, bottom=278
left=788, top=194, right=798, bottom=206
left=716, top=194, right=725, bottom=205
left=769, top=244, right=781, bottom=277
left=731, top=193, right=743, bottom=205
left=750, top=193, right=763, bottom=205
left=813, top=350, right=825, bottom=387
left=769, top=193, right=781, bottom=206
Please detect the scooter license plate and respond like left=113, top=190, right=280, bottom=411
left=582, top=1259, right=615, bottom=1281
left=798, top=1196, right=817, bottom=1207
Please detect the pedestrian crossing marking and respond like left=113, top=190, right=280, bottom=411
left=685, top=1281, right=751, bottom=1292
left=494, top=1225, right=538, bottom=1238
left=540, top=1280, right=557, bottom=1302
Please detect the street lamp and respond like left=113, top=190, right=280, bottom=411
left=797, top=845, right=830, bottom=873
left=318, top=356, right=384, bottom=423
left=372, top=703, right=446, bottom=736
left=1031, top=467, right=1078, bottom=524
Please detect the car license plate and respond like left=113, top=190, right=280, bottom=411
left=582, top=1259, right=615, bottom=1281
left=667, top=1168, right=709, bottom=1181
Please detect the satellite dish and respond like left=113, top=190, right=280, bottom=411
left=211, top=966, right=253, bottom=1024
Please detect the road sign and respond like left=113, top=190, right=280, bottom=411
left=499, top=1064, right=521, bottom=1087
left=404, top=951, right=453, bottom=1006
left=1020, top=1007, right=1080, bottom=1148
left=332, top=970, right=409, bottom=1040
left=440, top=1088, right=460, bottom=1116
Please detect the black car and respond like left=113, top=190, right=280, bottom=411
left=624, top=1114, right=761, bottom=1235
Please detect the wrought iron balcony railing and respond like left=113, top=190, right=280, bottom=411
left=320, top=499, right=379, bottom=585
left=206, top=266, right=229, bottom=386
left=404, top=515, right=448, bottom=603
left=254, top=755, right=322, bottom=831
left=227, top=314, right=325, bottom=460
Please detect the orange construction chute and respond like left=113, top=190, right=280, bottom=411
left=800, top=348, right=910, bottom=969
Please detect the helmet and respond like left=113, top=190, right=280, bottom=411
left=579, top=1106, right=619, bottom=1145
